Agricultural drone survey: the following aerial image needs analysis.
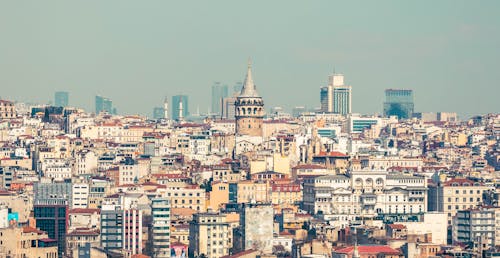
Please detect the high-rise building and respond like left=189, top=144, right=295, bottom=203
left=235, top=60, right=264, bottom=136
left=153, top=107, right=164, bottom=119
left=383, top=89, right=414, bottom=119
left=319, top=73, right=351, bottom=115
left=34, top=199, right=69, bottom=257
left=95, top=95, right=114, bottom=114
left=221, top=96, right=237, bottom=119
left=319, top=86, right=329, bottom=113
left=123, top=209, right=143, bottom=255
left=211, top=82, right=229, bottom=115
left=189, top=213, right=231, bottom=258
left=163, top=97, right=168, bottom=120
left=151, top=197, right=170, bottom=258
left=54, top=91, right=69, bottom=107
left=233, top=81, right=243, bottom=94
left=171, top=95, right=188, bottom=121
left=99, top=205, right=143, bottom=255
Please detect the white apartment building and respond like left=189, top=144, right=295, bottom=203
left=72, top=182, right=90, bottom=209
left=303, top=170, right=427, bottom=219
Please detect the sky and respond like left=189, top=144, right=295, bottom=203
left=0, top=1, right=499, bottom=119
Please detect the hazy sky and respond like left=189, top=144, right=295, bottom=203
left=1, top=1, right=499, bottom=118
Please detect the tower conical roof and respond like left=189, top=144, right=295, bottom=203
left=239, top=59, right=260, bottom=98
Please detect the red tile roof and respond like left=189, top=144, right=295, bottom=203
left=23, top=226, right=45, bottom=234
left=335, top=245, right=400, bottom=255
left=292, top=164, right=327, bottom=170
left=443, top=178, right=483, bottom=187
left=388, top=224, right=407, bottom=230
left=69, top=208, right=100, bottom=214
left=316, top=151, right=349, bottom=157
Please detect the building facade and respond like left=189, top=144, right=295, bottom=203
left=453, top=206, right=500, bottom=249
left=171, top=95, right=189, bottom=121
left=239, top=204, right=273, bottom=253
left=383, top=89, right=414, bottom=119
left=95, top=95, right=114, bottom=114
left=151, top=197, right=171, bottom=258
left=54, top=91, right=69, bottom=107
left=189, top=213, right=231, bottom=258
left=303, top=171, right=427, bottom=219
left=211, top=82, right=229, bottom=116
left=33, top=199, right=69, bottom=257
left=0, top=100, right=16, bottom=119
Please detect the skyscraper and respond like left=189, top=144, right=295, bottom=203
left=383, top=89, right=414, bottom=119
left=221, top=96, right=237, bottom=119
left=95, top=95, right=113, bottom=114
left=211, top=82, right=228, bottom=115
left=54, top=91, right=69, bottom=107
left=320, top=86, right=329, bottom=113
left=171, top=95, right=188, bottom=121
left=235, top=60, right=264, bottom=136
left=233, top=81, right=243, bottom=94
left=152, top=107, right=164, bottom=119
left=319, top=73, right=352, bottom=115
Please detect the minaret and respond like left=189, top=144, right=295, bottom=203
left=178, top=97, right=184, bottom=122
left=163, top=97, right=169, bottom=119
left=235, top=59, right=264, bottom=136
left=352, top=227, right=360, bottom=258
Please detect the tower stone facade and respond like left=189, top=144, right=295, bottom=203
left=235, top=60, right=264, bottom=137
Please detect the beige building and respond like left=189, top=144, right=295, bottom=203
left=208, top=182, right=229, bottom=211
left=237, top=181, right=269, bottom=204
left=270, top=183, right=302, bottom=205
left=0, top=226, right=58, bottom=258
left=0, top=100, right=16, bottom=119
left=429, top=178, right=492, bottom=224
left=189, top=213, right=231, bottom=258
left=160, top=186, right=207, bottom=212
left=66, top=228, right=100, bottom=255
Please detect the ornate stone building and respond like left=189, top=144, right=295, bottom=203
left=235, top=60, right=264, bottom=137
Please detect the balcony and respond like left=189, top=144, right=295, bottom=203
left=315, top=192, right=331, bottom=198
left=360, top=194, right=377, bottom=206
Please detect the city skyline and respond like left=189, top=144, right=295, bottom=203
left=1, top=1, right=499, bottom=257
left=1, top=1, right=499, bottom=118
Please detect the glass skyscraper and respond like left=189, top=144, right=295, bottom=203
left=332, top=85, right=352, bottom=115
left=54, top=91, right=69, bottom=107
left=171, top=95, right=188, bottom=121
left=383, top=89, right=414, bottom=119
left=95, top=95, right=114, bottom=114
left=211, top=82, right=228, bottom=115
